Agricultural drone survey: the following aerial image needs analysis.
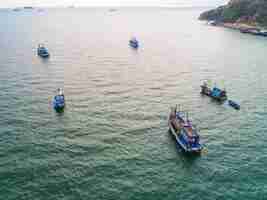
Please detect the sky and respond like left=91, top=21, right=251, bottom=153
left=1, top=0, right=228, bottom=8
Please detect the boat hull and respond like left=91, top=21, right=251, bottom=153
left=38, top=52, right=50, bottom=58
left=53, top=103, right=65, bottom=112
left=168, top=122, right=202, bottom=154
left=129, top=41, right=139, bottom=49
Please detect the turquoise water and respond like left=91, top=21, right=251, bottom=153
left=0, top=7, right=267, bottom=200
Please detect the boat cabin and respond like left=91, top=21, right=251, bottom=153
left=201, top=81, right=227, bottom=101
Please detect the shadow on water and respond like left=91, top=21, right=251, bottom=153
left=210, top=99, right=226, bottom=106
left=54, top=108, right=65, bottom=116
left=200, top=94, right=226, bottom=106
left=129, top=45, right=140, bottom=51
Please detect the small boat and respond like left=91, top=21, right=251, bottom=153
left=208, top=20, right=217, bottom=26
left=129, top=37, right=139, bottom=49
left=168, top=106, right=203, bottom=154
left=201, top=81, right=227, bottom=101
left=240, top=28, right=267, bottom=37
left=228, top=100, right=240, bottom=110
left=37, top=44, right=50, bottom=58
left=240, top=28, right=260, bottom=34
left=24, top=6, right=34, bottom=9
left=53, top=88, right=65, bottom=111
left=109, top=8, right=117, bottom=12
left=257, top=30, right=267, bottom=37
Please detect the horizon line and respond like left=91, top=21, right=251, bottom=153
left=0, top=5, right=217, bottom=9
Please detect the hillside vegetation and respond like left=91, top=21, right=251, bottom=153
left=199, top=0, right=267, bottom=27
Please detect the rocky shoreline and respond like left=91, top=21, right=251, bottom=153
left=207, top=21, right=267, bottom=37
left=199, top=0, right=267, bottom=36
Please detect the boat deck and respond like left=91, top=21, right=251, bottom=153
left=170, top=118, right=194, bottom=138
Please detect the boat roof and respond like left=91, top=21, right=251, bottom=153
left=211, top=87, right=225, bottom=96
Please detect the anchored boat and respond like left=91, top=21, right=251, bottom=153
left=129, top=37, right=139, bottom=49
left=109, top=8, right=117, bottom=12
left=24, top=6, right=34, bottom=9
left=168, top=106, right=203, bottom=154
left=201, top=81, right=227, bottom=101
left=53, top=88, right=65, bottom=111
left=37, top=44, right=50, bottom=58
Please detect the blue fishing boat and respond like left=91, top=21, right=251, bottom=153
left=37, top=44, right=50, bottom=58
left=201, top=81, right=227, bottom=101
left=168, top=106, right=203, bottom=154
left=228, top=100, right=240, bottom=110
left=53, top=88, right=65, bottom=111
left=129, top=37, right=139, bottom=49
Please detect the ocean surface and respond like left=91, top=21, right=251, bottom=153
left=0, top=7, right=267, bottom=200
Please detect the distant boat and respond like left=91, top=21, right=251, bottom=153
left=201, top=81, right=227, bottom=101
left=257, top=30, right=267, bottom=37
left=24, top=6, right=34, bottom=9
left=168, top=105, right=203, bottom=154
left=37, top=44, right=50, bottom=58
left=109, top=8, right=117, bottom=12
left=208, top=20, right=218, bottom=26
left=53, top=88, right=65, bottom=111
left=228, top=100, right=240, bottom=110
left=240, top=28, right=267, bottom=37
left=240, top=28, right=259, bottom=34
left=129, top=37, right=139, bottom=49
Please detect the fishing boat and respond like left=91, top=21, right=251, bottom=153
left=240, top=28, right=267, bottom=37
left=228, top=100, right=240, bottom=110
left=168, top=106, right=203, bottom=154
left=37, top=44, right=50, bottom=58
left=129, top=37, right=139, bottom=49
left=200, top=81, right=227, bottom=101
left=258, top=30, right=267, bottom=37
left=208, top=20, right=218, bottom=26
left=53, top=88, right=65, bottom=111
left=109, top=8, right=117, bottom=12
left=24, top=6, right=34, bottom=9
